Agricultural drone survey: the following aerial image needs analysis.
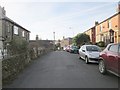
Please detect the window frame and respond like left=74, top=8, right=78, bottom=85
left=14, top=26, right=19, bottom=35
left=108, top=44, right=118, bottom=53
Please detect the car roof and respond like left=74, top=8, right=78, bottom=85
left=82, top=45, right=98, bottom=47
left=108, top=43, right=120, bottom=46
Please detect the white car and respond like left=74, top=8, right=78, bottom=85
left=0, top=50, right=3, bottom=60
left=79, top=45, right=101, bottom=64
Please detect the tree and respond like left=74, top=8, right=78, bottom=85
left=72, top=33, right=90, bottom=46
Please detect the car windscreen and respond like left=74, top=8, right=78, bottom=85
left=86, top=46, right=101, bottom=52
left=72, top=46, right=78, bottom=49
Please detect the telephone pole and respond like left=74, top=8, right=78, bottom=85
left=53, top=32, right=55, bottom=50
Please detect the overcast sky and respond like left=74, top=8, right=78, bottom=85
left=0, top=0, right=119, bottom=40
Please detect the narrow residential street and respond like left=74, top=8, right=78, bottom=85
left=4, top=51, right=118, bottom=88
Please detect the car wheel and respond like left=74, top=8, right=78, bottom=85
left=79, top=55, right=81, bottom=59
left=85, top=56, right=89, bottom=64
left=99, top=60, right=106, bottom=74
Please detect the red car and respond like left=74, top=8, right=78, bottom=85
left=99, top=43, right=120, bottom=77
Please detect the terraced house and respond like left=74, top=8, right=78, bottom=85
left=84, top=22, right=98, bottom=44
left=84, top=2, right=120, bottom=45
left=0, top=6, right=30, bottom=59
left=96, top=4, right=120, bottom=45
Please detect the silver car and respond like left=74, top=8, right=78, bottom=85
left=79, top=45, right=101, bottom=64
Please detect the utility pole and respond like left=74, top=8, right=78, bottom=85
left=53, top=32, right=55, bottom=50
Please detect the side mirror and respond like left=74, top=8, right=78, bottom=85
left=82, top=50, right=85, bottom=52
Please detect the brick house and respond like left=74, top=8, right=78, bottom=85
left=60, top=37, right=73, bottom=49
left=84, top=22, right=98, bottom=44
left=96, top=12, right=120, bottom=45
left=84, top=2, right=120, bottom=45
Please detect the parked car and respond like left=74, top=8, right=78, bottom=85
left=63, top=47, right=67, bottom=51
left=65, top=45, right=70, bottom=52
left=69, top=46, right=79, bottom=54
left=79, top=45, right=101, bottom=64
left=98, top=43, right=120, bottom=77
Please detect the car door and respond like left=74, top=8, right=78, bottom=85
left=81, top=46, right=86, bottom=59
left=107, top=44, right=118, bottom=74
left=118, top=44, right=120, bottom=75
left=79, top=46, right=83, bottom=58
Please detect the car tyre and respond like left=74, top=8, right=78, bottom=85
left=85, top=56, right=89, bottom=64
left=99, top=60, right=107, bottom=74
left=79, top=55, right=81, bottom=59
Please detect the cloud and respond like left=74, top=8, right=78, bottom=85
left=1, top=0, right=119, bottom=3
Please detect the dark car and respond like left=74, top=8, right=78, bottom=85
left=99, top=43, right=120, bottom=77
left=69, top=46, right=79, bottom=54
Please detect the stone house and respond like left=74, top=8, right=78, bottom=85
left=0, top=6, right=30, bottom=59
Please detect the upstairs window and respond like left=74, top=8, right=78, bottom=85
left=108, top=20, right=111, bottom=29
left=14, top=26, right=18, bottom=35
left=100, top=24, right=102, bottom=32
left=22, top=31, right=25, bottom=37
left=7, top=24, right=10, bottom=33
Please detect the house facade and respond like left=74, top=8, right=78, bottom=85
left=84, top=2, right=120, bottom=45
left=84, top=26, right=96, bottom=44
left=96, top=12, right=120, bottom=45
left=60, top=37, right=73, bottom=48
left=0, top=6, right=30, bottom=59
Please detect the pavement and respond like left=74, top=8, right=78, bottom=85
left=4, top=51, right=119, bottom=88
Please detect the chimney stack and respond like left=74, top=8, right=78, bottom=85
left=36, top=35, right=39, bottom=40
left=95, top=21, right=99, bottom=26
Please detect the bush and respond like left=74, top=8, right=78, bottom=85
left=97, top=41, right=105, bottom=47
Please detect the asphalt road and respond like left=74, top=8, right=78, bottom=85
left=4, top=51, right=119, bottom=88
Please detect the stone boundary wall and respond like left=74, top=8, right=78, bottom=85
left=2, top=47, right=53, bottom=85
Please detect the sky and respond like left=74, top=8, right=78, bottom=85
left=0, top=0, right=119, bottom=40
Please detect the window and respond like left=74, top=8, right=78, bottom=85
left=119, top=45, right=120, bottom=53
left=22, top=31, right=25, bottom=37
left=109, top=44, right=118, bottom=53
left=86, top=46, right=101, bottom=52
left=100, top=24, right=102, bottom=32
left=7, top=24, right=10, bottom=32
left=108, top=20, right=111, bottom=29
left=14, top=26, right=18, bottom=35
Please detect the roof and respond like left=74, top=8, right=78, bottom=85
left=84, top=12, right=120, bottom=33
left=2, top=16, right=30, bottom=32
left=97, top=12, right=120, bottom=26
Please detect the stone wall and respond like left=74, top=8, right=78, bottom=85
left=2, top=47, right=53, bottom=85
left=2, top=53, right=29, bottom=84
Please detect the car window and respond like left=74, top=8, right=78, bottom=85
left=119, top=45, right=120, bottom=53
left=82, top=46, right=85, bottom=50
left=86, top=46, right=101, bottom=52
left=108, top=44, right=118, bottom=53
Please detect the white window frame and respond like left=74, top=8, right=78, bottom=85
left=108, top=20, right=112, bottom=29
left=100, top=24, right=102, bottom=32
left=14, top=26, right=18, bottom=35
left=7, top=24, right=10, bottom=33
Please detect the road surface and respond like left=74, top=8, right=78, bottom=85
left=4, top=51, right=119, bottom=88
